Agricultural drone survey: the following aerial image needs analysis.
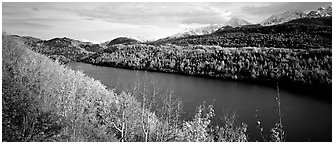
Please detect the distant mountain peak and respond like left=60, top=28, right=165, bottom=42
left=167, top=24, right=225, bottom=39
left=226, top=18, right=253, bottom=27
left=106, top=37, right=140, bottom=46
left=261, top=9, right=307, bottom=26
left=308, top=5, right=332, bottom=18
left=318, top=7, right=325, bottom=11
left=166, top=18, right=252, bottom=39
left=261, top=5, right=332, bottom=26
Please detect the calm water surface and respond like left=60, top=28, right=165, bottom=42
left=68, top=62, right=331, bottom=142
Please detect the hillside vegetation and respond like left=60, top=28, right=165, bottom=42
left=81, top=44, right=332, bottom=97
left=106, top=37, right=140, bottom=46
left=3, top=34, right=252, bottom=142
left=2, top=34, right=158, bottom=141
left=10, top=17, right=332, bottom=98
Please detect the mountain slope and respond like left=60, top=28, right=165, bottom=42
left=286, top=16, right=332, bottom=26
left=11, top=35, right=42, bottom=45
left=226, top=18, right=253, bottom=27
left=167, top=24, right=225, bottom=39
left=308, top=6, right=332, bottom=18
left=162, top=18, right=252, bottom=40
left=101, top=40, right=110, bottom=46
left=151, top=17, right=332, bottom=49
left=261, top=10, right=307, bottom=26
left=261, top=5, right=332, bottom=26
left=107, top=37, right=140, bottom=46
left=2, top=33, right=160, bottom=142
left=25, top=37, right=99, bottom=62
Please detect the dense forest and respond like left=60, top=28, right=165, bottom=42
left=77, top=17, right=332, bottom=97
left=81, top=44, right=331, bottom=97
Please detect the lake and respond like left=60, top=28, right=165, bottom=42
left=68, top=62, right=331, bottom=142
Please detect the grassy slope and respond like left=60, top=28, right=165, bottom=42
left=2, top=34, right=158, bottom=142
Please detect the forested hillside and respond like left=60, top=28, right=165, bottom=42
left=81, top=44, right=331, bottom=97
left=3, top=34, right=252, bottom=142
left=2, top=34, right=157, bottom=141
left=106, top=37, right=140, bottom=46
left=10, top=16, right=332, bottom=98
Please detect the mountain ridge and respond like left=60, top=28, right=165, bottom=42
left=261, top=5, right=332, bottom=26
left=308, top=5, right=332, bottom=18
left=106, top=37, right=141, bottom=46
left=163, top=18, right=253, bottom=40
left=261, top=9, right=307, bottom=26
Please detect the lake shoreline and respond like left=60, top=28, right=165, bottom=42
left=76, top=61, right=332, bottom=102
left=68, top=61, right=332, bottom=142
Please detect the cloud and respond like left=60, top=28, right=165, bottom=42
left=242, top=2, right=331, bottom=16
left=84, top=18, right=95, bottom=21
left=2, top=2, right=332, bottom=42
left=3, top=22, right=52, bottom=29
left=72, top=3, right=233, bottom=26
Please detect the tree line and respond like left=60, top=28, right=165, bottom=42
left=82, top=44, right=331, bottom=97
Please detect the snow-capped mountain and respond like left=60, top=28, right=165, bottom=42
left=167, top=18, right=252, bottom=39
left=261, top=5, right=332, bottom=26
left=169, top=24, right=225, bottom=39
left=307, top=6, right=332, bottom=18
left=226, top=18, right=253, bottom=27
left=261, top=10, right=307, bottom=26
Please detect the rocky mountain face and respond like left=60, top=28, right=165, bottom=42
left=308, top=6, right=332, bottom=18
left=166, top=18, right=252, bottom=39
left=226, top=18, right=253, bottom=27
left=261, top=10, right=307, bottom=26
left=168, top=24, right=225, bottom=39
left=261, top=5, right=332, bottom=26
left=162, top=5, right=331, bottom=40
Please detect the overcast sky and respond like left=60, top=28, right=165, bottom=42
left=2, top=2, right=331, bottom=43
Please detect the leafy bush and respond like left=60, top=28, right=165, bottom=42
left=177, top=104, right=215, bottom=142
left=215, top=112, right=248, bottom=142
left=176, top=104, right=248, bottom=142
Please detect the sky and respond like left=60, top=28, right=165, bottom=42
left=2, top=2, right=332, bottom=43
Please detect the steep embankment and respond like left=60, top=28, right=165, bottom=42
left=2, top=34, right=159, bottom=142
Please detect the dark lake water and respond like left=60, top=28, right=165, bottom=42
left=68, top=62, right=331, bottom=142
